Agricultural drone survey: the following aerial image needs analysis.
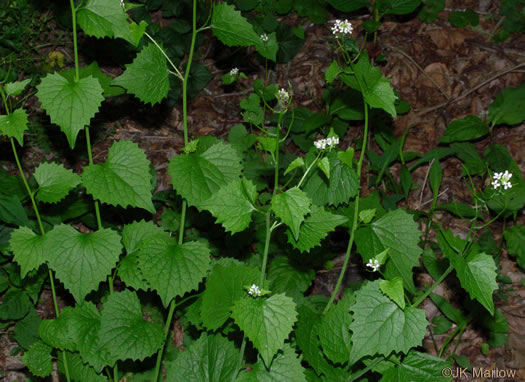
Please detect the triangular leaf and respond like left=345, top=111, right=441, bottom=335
left=271, top=187, right=311, bottom=241
left=380, top=277, right=405, bottom=309
left=77, top=0, right=129, bottom=40
left=9, top=227, right=48, bottom=278
left=211, top=3, right=260, bottom=48
left=36, top=73, right=104, bottom=148
left=46, top=225, right=122, bottom=302
left=34, top=162, right=81, bottom=203
left=232, top=293, right=297, bottom=365
left=99, top=290, right=164, bottom=364
left=0, top=108, right=28, bottom=145
left=5, top=79, right=31, bottom=97
left=138, top=232, right=211, bottom=307
left=82, top=140, right=155, bottom=212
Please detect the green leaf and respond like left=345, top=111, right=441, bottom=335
left=138, top=232, right=211, bottom=307
left=236, top=344, right=306, bottom=381
left=326, top=0, right=368, bottom=12
left=286, top=205, right=347, bottom=253
left=228, top=124, right=257, bottom=153
left=435, top=200, right=477, bottom=218
left=488, top=83, right=525, bottom=126
left=60, top=61, right=125, bottom=97
left=0, top=289, right=32, bottom=320
left=325, top=61, right=342, bottom=83
left=380, top=277, right=405, bottom=309
left=451, top=142, right=485, bottom=176
left=380, top=350, right=452, bottom=382
left=439, top=115, right=488, bottom=143
left=257, top=32, right=279, bottom=62
left=272, top=187, right=311, bottom=241
left=77, top=0, right=129, bottom=40
left=82, top=140, right=154, bottom=212
left=168, top=141, right=242, bottom=208
left=504, top=225, right=525, bottom=269
left=99, top=290, right=164, bottom=364
left=340, top=53, right=397, bottom=117
left=39, top=307, right=77, bottom=350
left=21, top=341, right=53, bottom=378
left=5, top=79, right=31, bottom=96
left=60, top=352, right=106, bottom=382
left=0, top=108, right=28, bottom=145
left=34, top=162, right=81, bottom=204
left=429, top=160, right=442, bottom=207
left=349, top=281, right=428, bottom=363
left=241, top=94, right=264, bottom=126
left=36, top=73, right=104, bottom=148
left=267, top=257, right=315, bottom=301
left=355, top=209, right=422, bottom=294
left=0, top=194, right=29, bottom=227
left=448, top=9, right=479, bottom=27
left=318, top=294, right=353, bottom=364
left=118, top=252, right=149, bottom=291
left=46, top=225, right=122, bottom=302
left=211, top=4, right=261, bottom=48
left=112, top=44, right=169, bottom=105
left=9, top=227, right=48, bottom=278
left=200, top=259, right=260, bottom=331
left=318, top=157, right=330, bottom=179
left=15, top=309, right=42, bottom=350
left=377, top=0, right=422, bottom=15
left=284, top=157, right=305, bottom=176
left=201, top=178, right=258, bottom=234
left=166, top=333, right=238, bottom=382
left=232, top=294, right=297, bottom=365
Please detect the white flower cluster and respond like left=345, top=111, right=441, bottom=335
left=260, top=34, right=269, bottom=42
left=331, top=19, right=353, bottom=37
left=492, top=170, right=513, bottom=190
left=366, top=258, right=380, bottom=272
left=314, top=136, right=339, bottom=150
left=230, top=67, right=239, bottom=76
left=248, top=284, right=261, bottom=297
left=120, top=0, right=125, bottom=10
left=277, top=88, right=289, bottom=106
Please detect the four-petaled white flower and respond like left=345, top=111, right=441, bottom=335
left=492, top=170, right=513, bottom=190
left=314, top=136, right=339, bottom=150
left=120, top=0, right=125, bottom=10
left=260, top=34, right=269, bottom=42
left=277, top=88, right=290, bottom=106
left=331, top=19, right=353, bottom=37
left=230, top=67, right=239, bottom=76
left=248, top=284, right=261, bottom=297
left=366, top=258, right=380, bottom=272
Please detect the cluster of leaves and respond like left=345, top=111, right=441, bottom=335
left=0, top=0, right=523, bottom=381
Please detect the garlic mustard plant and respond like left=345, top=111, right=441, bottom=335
left=314, top=136, right=339, bottom=150
left=366, top=258, right=381, bottom=272
left=492, top=170, right=513, bottom=190
left=230, top=67, right=239, bottom=76
left=331, top=19, right=353, bottom=37
left=260, top=34, right=269, bottom=42
left=248, top=284, right=262, bottom=297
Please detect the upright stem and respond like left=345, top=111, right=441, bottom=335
left=182, top=0, right=198, bottom=146
left=84, top=126, right=103, bottom=229
left=69, top=0, right=79, bottom=82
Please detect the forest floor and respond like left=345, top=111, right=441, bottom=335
left=2, top=0, right=525, bottom=381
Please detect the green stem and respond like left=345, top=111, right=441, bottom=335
left=232, top=337, right=247, bottom=381
left=182, top=0, right=198, bottom=146
left=411, top=264, right=454, bottom=308
left=260, top=211, right=272, bottom=286
left=297, top=152, right=322, bottom=189
left=69, top=0, right=79, bottom=81
left=145, top=32, right=184, bottom=81
left=152, top=300, right=176, bottom=382
left=348, top=356, right=385, bottom=382
left=62, top=352, right=71, bottom=382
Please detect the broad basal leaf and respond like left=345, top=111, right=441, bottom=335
left=10, top=227, right=48, bottom=278
left=355, top=209, right=422, bottom=294
left=271, top=187, right=311, bottom=240
left=112, top=43, right=169, bottom=105
left=46, top=225, right=122, bottom=302
left=166, top=333, right=238, bottom=382
left=211, top=3, right=260, bottom=48
left=200, top=259, right=260, bottom=331
left=36, top=73, right=104, bottom=148
left=77, top=0, right=130, bottom=40
left=201, top=178, right=257, bottom=234
left=99, top=290, right=164, bottom=364
left=82, top=140, right=155, bottom=212
left=236, top=344, right=306, bottom=381
left=286, top=205, right=347, bottom=253
left=319, top=294, right=353, bottom=364
left=439, top=115, right=488, bottom=143
left=0, top=108, right=28, bottom=145
left=21, top=341, right=53, bottom=378
left=138, top=231, right=211, bottom=307
left=267, top=256, right=314, bottom=301
left=232, top=294, right=297, bottom=366
left=504, top=225, right=525, bottom=269
left=34, top=162, right=81, bottom=203
left=168, top=141, right=242, bottom=208
left=488, top=83, right=525, bottom=126
left=349, top=281, right=428, bottom=363
left=380, top=350, right=452, bottom=382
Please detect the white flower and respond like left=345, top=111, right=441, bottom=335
left=260, top=34, right=269, bottom=42
left=331, top=19, right=353, bottom=37
left=277, top=88, right=290, bottom=106
left=248, top=284, right=261, bottom=297
left=120, top=0, right=125, bottom=10
left=366, top=258, right=380, bottom=272
left=314, top=136, right=339, bottom=150
left=230, top=67, right=239, bottom=76
left=492, top=170, right=512, bottom=190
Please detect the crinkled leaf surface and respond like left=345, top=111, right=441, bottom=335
left=60, top=61, right=125, bottom=97
left=166, top=333, right=238, bottom=382
left=77, top=0, right=130, bottom=40
left=319, top=294, right=353, bottom=364
left=22, top=341, right=53, bottom=378
left=355, top=209, right=422, bottom=294
left=82, top=140, right=155, bottom=212
left=36, top=73, right=104, bottom=148
left=236, top=344, right=306, bottom=381
left=99, top=290, right=164, bottom=364
left=286, top=205, right=347, bottom=253
left=112, top=43, right=169, bottom=105
left=232, top=294, right=297, bottom=366
left=380, top=350, right=452, bottom=382
left=39, top=307, right=77, bottom=351
left=201, top=259, right=260, bottom=331
left=201, top=178, right=257, bottom=234
left=138, top=231, right=211, bottom=307
left=34, top=162, right=81, bottom=203
left=46, top=225, right=122, bottom=302
left=271, top=187, right=311, bottom=241
left=10, top=227, right=48, bottom=278
left=267, top=257, right=314, bottom=301
left=349, top=281, right=428, bottom=363
left=168, top=141, right=242, bottom=208
left=504, top=225, right=525, bottom=269
left=0, top=108, right=28, bottom=145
